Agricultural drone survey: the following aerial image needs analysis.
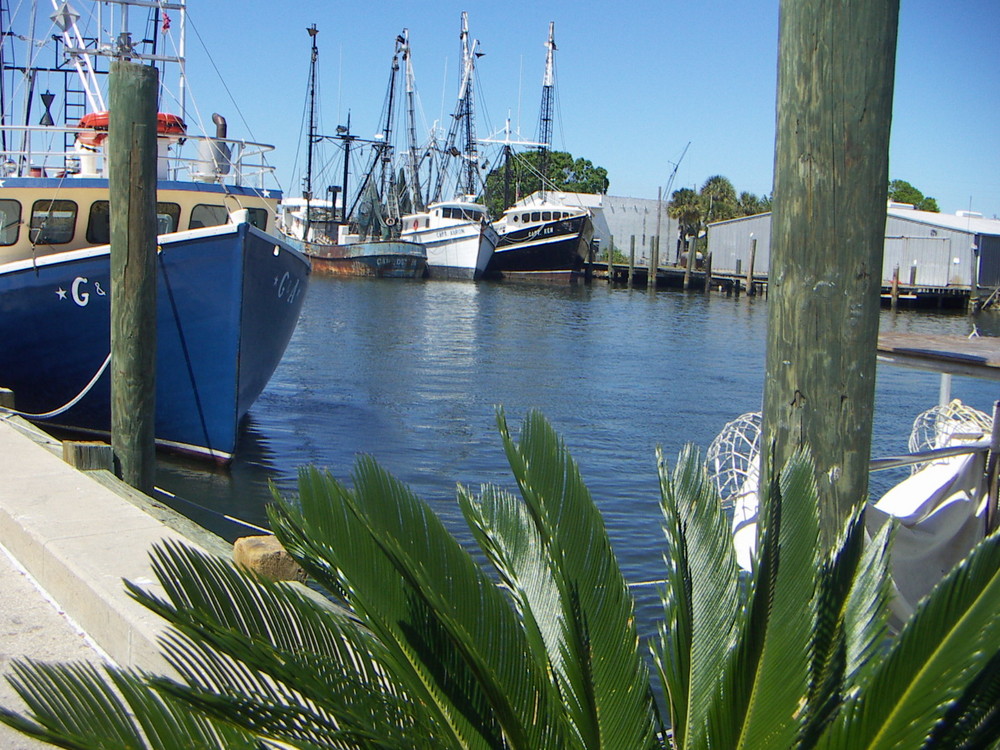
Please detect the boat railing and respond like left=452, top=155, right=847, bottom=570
left=0, top=124, right=278, bottom=189
left=869, top=437, right=991, bottom=472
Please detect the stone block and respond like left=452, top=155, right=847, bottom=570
left=233, top=535, right=306, bottom=582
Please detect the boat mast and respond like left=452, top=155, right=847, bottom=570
left=429, top=12, right=480, bottom=203
left=400, top=29, right=423, bottom=212
left=340, top=112, right=352, bottom=223
left=459, top=13, right=479, bottom=199
left=536, top=21, right=555, bottom=201
left=303, top=24, right=319, bottom=241
left=379, top=35, right=402, bottom=227
left=304, top=24, right=318, bottom=202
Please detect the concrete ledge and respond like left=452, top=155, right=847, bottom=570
left=0, top=418, right=216, bottom=674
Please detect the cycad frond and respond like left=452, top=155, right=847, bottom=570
left=737, top=450, right=822, bottom=748
left=820, top=530, right=1000, bottom=749
left=461, top=409, right=661, bottom=749
left=0, top=660, right=256, bottom=749
left=655, top=444, right=744, bottom=750
left=270, top=459, right=572, bottom=750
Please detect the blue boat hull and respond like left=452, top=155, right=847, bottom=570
left=0, top=223, right=310, bottom=460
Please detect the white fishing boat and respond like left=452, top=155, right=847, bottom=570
left=403, top=13, right=497, bottom=280
left=401, top=200, right=497, bottom=280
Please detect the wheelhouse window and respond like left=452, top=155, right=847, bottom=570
left=531, top=211, right=540, bottom=222
left=86, top=201, right=181, bottom=244
left=246, top=207, right=267, bottom=230
left=190, top=204, right=228, bottom=229
left=30, top=199, right=76, bottom=245
left=542, top=211, right=552, bottom=221
left=0, top=199, right=20, bottom=245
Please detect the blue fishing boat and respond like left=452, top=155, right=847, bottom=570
left=0, top=0, right=309, bottom=461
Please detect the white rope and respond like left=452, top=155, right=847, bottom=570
left=1, top=352, right=111, bottom=420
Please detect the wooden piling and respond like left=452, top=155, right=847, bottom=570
left=890, top=264, right=900, bottom=310
left=969, top=244, right=980, bottom=313
left=683, top=237, right=695, bottom=290
left=63, top=441, right=114, bottom=472
left=647, top=236, right=656, bottom=289
left=703, top=252, right=713, bottom=294
left=761, top=0, right=899, bottom=547
left=627, top=236, right=635, bottom=288
left=746, top=237, right=758, bottom=297
left=109, top=61, right=159, bottom=494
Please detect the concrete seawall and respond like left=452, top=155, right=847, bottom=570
left=0, top=415, right=229, bottom=746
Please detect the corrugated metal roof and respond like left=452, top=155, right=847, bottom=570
left=886, top=207, right=1000, bottom=236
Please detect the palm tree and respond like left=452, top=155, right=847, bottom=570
left=699, top=175, right=737, bottom=224
left=668, top=187, right=703, bottom=260
left=2, top=411, right=1000, bottom=749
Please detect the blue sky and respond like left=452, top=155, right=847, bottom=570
left=41, top=1, right=1000, bottom=217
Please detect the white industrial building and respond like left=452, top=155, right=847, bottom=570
left=707, top=205, right=1000, bottom=295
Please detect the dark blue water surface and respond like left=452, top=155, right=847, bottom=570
left=156, top=276, right=999, bottom=641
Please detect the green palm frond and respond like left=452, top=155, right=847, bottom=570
left=460, top=409, right=661, bottom=749
left=270, top=459, right=573, bottom=749
left=125, top=540, right=431, bottom=746
left=924, top=648, right=1000, bottom=750
left=799, top=507, right=891, bottom=746
left=819, top=530, right=1000, bottom=749
left=737, top=450, right=822, bottom=748
left=654, top=444, right=744, bottom=750
left=0, top=660, right=255, bottom=749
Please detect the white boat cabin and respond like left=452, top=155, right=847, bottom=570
left=404, top=200, right=489, bottom=232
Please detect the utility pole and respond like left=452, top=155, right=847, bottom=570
left=109, top=60, right=158, bottom=493
left=761, top=0, right=900, bottom=547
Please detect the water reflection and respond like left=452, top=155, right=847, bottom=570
left=156, top=278, right=999, bottom=642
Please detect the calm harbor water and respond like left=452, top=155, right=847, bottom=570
left=156, top=276, right=999, bottom=641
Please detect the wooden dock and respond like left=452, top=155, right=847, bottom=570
left=589, top=261, right=983, bottom=308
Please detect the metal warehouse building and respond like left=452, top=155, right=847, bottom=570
left=707, top=205, right=1000, bottom=299
left=512, top=191, right=678, bottom=263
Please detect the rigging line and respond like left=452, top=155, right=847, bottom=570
left=1, top=351, right=110, bottom=419
left=153, top=487, right=271, bottom=534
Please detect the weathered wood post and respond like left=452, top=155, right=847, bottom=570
left=606, top=235, right=614, bottom=283
left=746, top=236, right=758, bottom=297
left=627, top=236, right=635, bottom=288
left=969, top=243, right=980, bottom=313
left=109, top=60, right=158, bottom=494
left=647, top=236, right=657, bottom=289
left=683, top=235, right=695, bottom=290
left=891, top=264, right=900, bottom=310
left=703, top=251, right=712, bottom=294
left=762, top=0, right=899, bottom=548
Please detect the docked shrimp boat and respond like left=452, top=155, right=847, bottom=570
left=276, top=26, right=425, bottom=279
left=0, top=0, right=310, bottom=461
left=398, top=14, right=497, bottom=280
left=401, top=199, right=497, bottom=280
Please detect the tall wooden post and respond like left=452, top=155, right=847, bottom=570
left=109, top=61, right=158, bottom=494
left=628, top=236, right=635, bottom=288
left=890, top=264, right=900, bottom=310
left=969, top=243, right=980, bottom=313
left=745, top=236, right=758, bottom=297
left=683, top=236, right=695, bottom=290
left=762, top=0, right=899, bottom=547
left=703, top=251, right=713, bottom=294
